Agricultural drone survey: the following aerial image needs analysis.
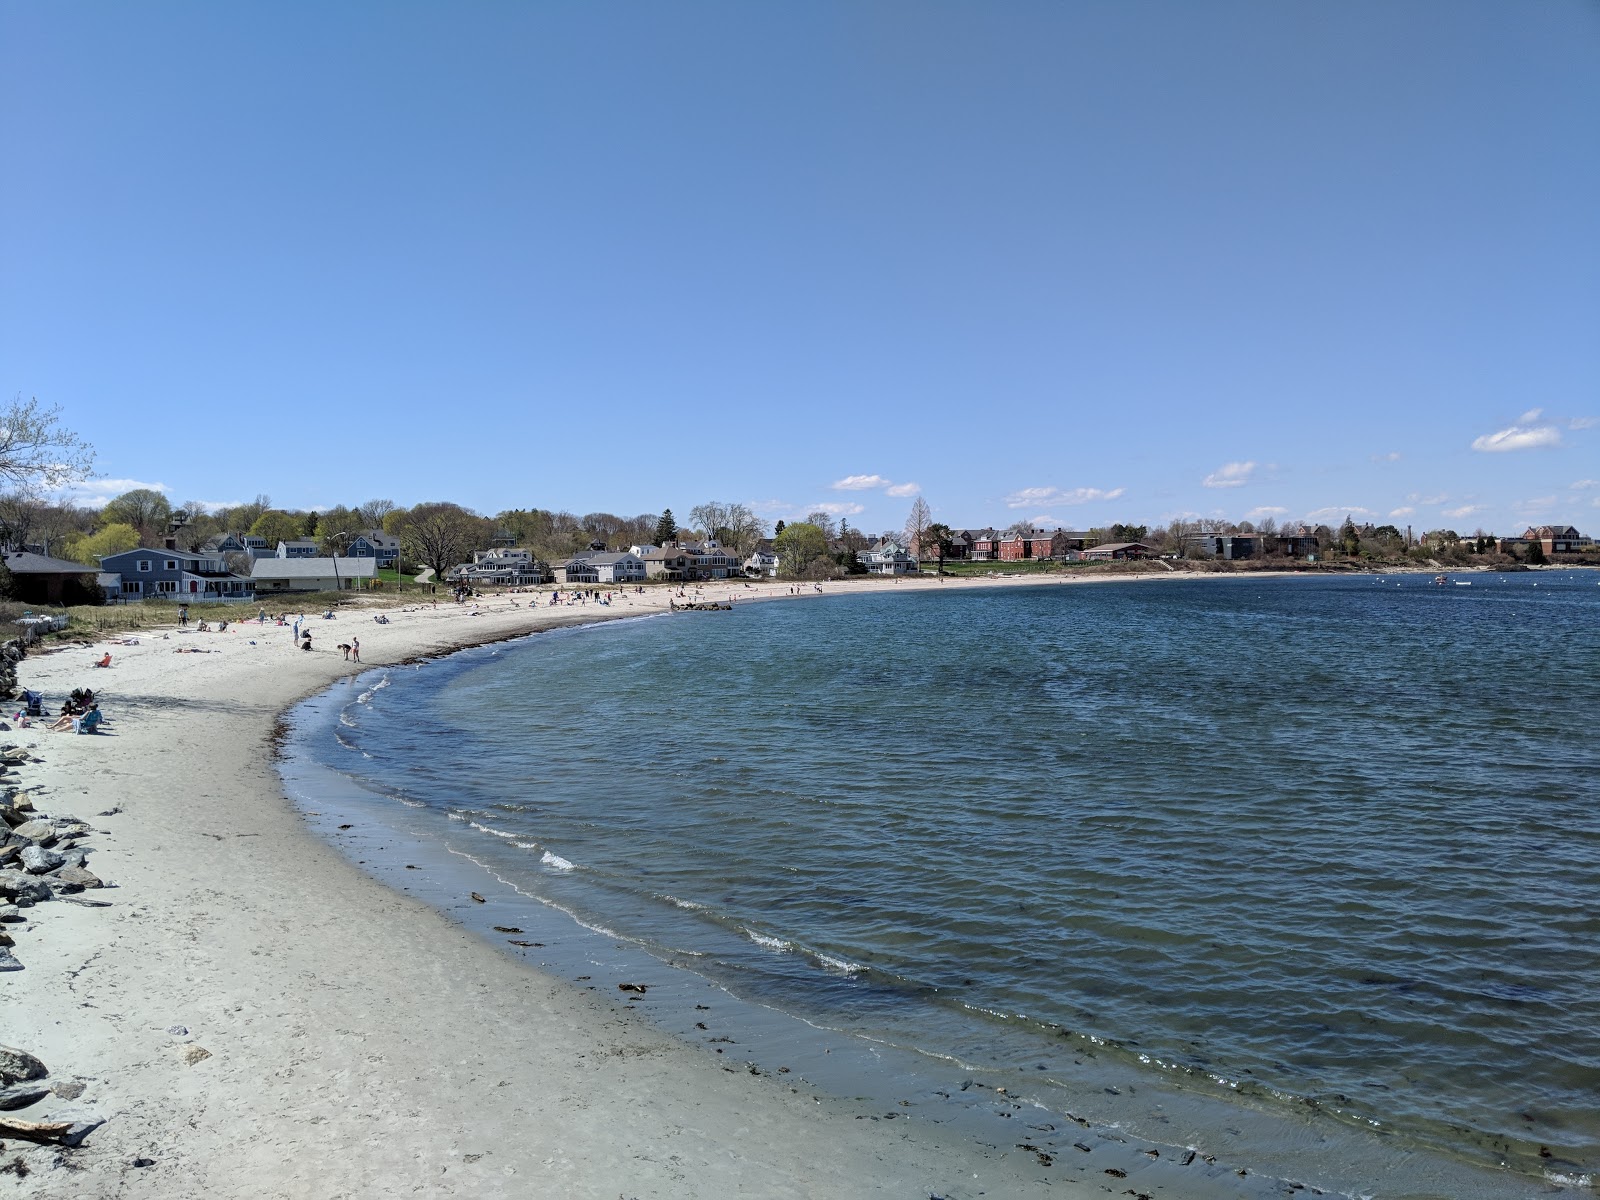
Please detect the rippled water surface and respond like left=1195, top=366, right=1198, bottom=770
left=310, top=574, right=1600, bottom=1188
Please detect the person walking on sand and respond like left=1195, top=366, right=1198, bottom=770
left=292, top=616, right=300, bottom=645
left=351, top=637, right=360, bottom=662
left=179, top=604, right=189, bottom=627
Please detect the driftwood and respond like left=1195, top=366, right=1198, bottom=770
left=0, top=1115, right=75, bottom=1144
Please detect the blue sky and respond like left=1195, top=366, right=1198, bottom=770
left=4, top=1, right=1596, bottom=535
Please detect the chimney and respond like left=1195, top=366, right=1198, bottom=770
left=164, top=536, right=178, bottom=551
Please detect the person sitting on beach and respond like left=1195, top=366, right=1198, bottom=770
left=302, top=633, right=313, bottom=651
left=91, top=652, right=112, bottom=668
left=50, top=703, right=102, bottom=733
left=216, top=619, right=229, bottom=632
left=373, top=614, right=389, bottom=624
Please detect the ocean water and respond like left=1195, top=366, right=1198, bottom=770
left=289, top=573, right=1600, bottom=1194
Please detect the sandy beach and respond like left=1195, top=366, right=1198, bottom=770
left=2, top=571, right=1320, bottom=1199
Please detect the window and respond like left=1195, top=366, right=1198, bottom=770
left=124, top=580, right=143, bottom=595
left=156, top=580, right=178, bottom=594
left=165, top=560, right=177, bottom=570
left=138, top=559, right=152, bottom=572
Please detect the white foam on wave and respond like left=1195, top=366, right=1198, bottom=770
left=370, top=674, right=391, bottom=691
left=447, top=811, right=467, bottom=821
left=666, top=895, right=706, bottom=911
left=745, top=930, right=792, bottom=952
left=469, top=821, right=517, bottom=840
left=1543, top=1171, right=1591, bottom=1190
left=513, top=841, right=539, bottom=850
left=357, top=690, right=374, bottom=704
left=813, top=952, right=865, bottom=976
left=541, top=851, right=575, bottom=871
left=338, top=711, right=359, bottom=728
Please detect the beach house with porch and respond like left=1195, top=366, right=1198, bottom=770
left=347, top=530, right=401, bottom=569
left=249, top=557, right=377, bottom=593
left=101, top=546, right=255, bottom=601
left=864, top=539, right=919, bottom=575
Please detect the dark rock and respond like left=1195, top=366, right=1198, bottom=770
left=0, top=905, right=20, bottom=922
left=0, top=846, right=16, bottom=868
left=11, top=821, right=55, bottom=847
left=51, top=1081, right=85, bottom=1100
left=0, top=1084, right=50, bottom=1110
left=0, top=947, right=19, bottom=971
left=0, top=1046, right=47, bottom=1087
left=19, top=846, right=63, bottom=875
left=53, top=866, right=101, bottom=890
left=0, top=871, right=50, bottom=904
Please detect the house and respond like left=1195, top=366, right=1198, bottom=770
left=998, top=526, right=1074, bottom=561
left=640, top=545, right=691, bottom=580
left=554, top=551, right=646, bottom=585
left=451, top=547, right=551, bottom=587
left=249, top=556, right=377, bottom=593
left=200, top=532, right=270, bottom=559
left=1082, top=541, right=1149, bottom=561
left=677, top=539, right=740, bottom=579
left=967, top=529, right=1003, bottom=561
left=1523, top=525, right=1583, bottom=555
left=863, top=539, right=918, bottom=575
left=1276, top=527, right=1320, bottom=558
left=744, top=548, right=778, bottom=577
left=101, top=545, right=255, bottom=601
left=275, top=538, right=320, bottom=559
left=347, top=530, right=401, bottom=568
left=934, top=530, right=974, bottom=561
left=0, top=551, right=101, bottom=604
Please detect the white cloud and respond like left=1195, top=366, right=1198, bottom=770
left=1306, top=506, right=1376, bottom=521
left=1245, top=506, right=1288, bottom=520
left=1389, top=506, right=1416, bottom=518
left=1004, top=485, right=1125, bottom=509
left=56, top=478, right=173, bottom=509
left=830, top=474, right=890, bottom=491
left=749, top=499, right=794, bottom=515
left=1515, top=495, right=1557, bottom=513
left=884, top=482, right=920, bottom=498
left=1442, top=503, right=1485, bottom=518
left=1519, top=408, right=1545, bottom=424
left=1571, top=479, right=1600, bottom=491
left=1571, top=416, right=1598, bottom=430
left=192, top=499, right=244, bottom=513
left=1471, top=421, right=1562, bottom=453
left=1371, top=451, right=1402, bottom=463
left=1202, top=461, right=1256, bottom=488
left=808, top=502, right=865, bottom=517
left=1409, top=492, right=1451, bottom=505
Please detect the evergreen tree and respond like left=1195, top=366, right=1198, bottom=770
left=1525, top=537, right=1546, bottom=565
left=1337, top=515, right=1359, bottom=556
left=653, top=509, right=678, bottom=545
left=774, top=519, right=786, bottom=536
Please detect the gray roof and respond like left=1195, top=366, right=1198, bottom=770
left=249, top=557, right=378, bottom=579
left=2, top=551, right=95, bottom=575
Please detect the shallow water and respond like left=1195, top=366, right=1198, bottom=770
left=290, top=572, right=1600, bottom=1194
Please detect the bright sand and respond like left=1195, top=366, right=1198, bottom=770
left=3, top=572, right=1309, bottom=1199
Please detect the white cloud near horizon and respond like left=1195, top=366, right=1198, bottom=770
left=1371, top=451, right=1402, bottom=463
left=1306, top=505, right=1375, bottom=521
left=1004, top=485, right=1125, bottom=509
left=1389, top=506, right=1416, bottom=518
left=1442, top=503, right=1486, bottom=518
left=884, top=481, right=920, bottom=498
left=1472, top=418, right=1562, bottom=452
left=1571, top=479, right=1600, bottom=490
left=1202, top=461, right=1256, bottom=488
left=1571, top=416, right=1598, bottom=430
left=55, top=478, right=173, bottom=509
left=1244, top=506, right=1287, bottom=520
left=830, top=474, right=889, bottom=491
left=808, top=501, right=865, bottom=517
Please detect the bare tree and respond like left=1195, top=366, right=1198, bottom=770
left=903, top=496, right=932, bottom=556
left=0, top=396, right=95, bottom=490
left=358, top=498, right=397, bottom=529
left=399, top=502, right=493, bottom=582
left=804, top=510, right=839, bottom=541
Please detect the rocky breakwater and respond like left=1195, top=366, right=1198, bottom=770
left=0, top=744, right=107, bottom=1168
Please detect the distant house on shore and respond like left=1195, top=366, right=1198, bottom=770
left=451, top=547, right=551, bottom=587
left=968, top=529, right=1003, bottom=561
left=275, top=538, right=319, bottom=559
left=999, top=527, right=1078, bottom=561
left=102, top=545, right=255, bottom=601
left=249, top=557, right=377, bottom=593
left=744, top=547, right=778, bottom=577
left=555, top=550, right=647, bottom=585
left=1082, top=541, right=1149, bottom=561
left=200, top=532, right=269, bottom=560
left=1521, top=525, right=1584, bottom=555
left=864, top=539, right=918, bottom=575
left=1, top=550, right=102, bottom=604
left=347, top=530, right=401, bottom=569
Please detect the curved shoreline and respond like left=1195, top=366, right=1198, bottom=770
left=6, top=572, right=1581, bottom=1197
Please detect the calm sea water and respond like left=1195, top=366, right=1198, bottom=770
left=299, top=573, right=1600, bottom=1192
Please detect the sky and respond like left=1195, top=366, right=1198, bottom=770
left=4, top=1, right=1597, bottom=536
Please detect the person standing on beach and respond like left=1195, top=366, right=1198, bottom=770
left=179, top=604, right=189, bottom=627
left=292, top=617, right=300, bottom=645
left=350, top=637, right=360, bottom=662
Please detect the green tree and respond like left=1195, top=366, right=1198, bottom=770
left=63, top=522, right=140, bottom=564
left=102, top=488, right=173, bottom=541
left=774, top=521, right=828, bottom=577
left=923, top=522, right=953, bottom=574
left=249, top=509, right=305, bottom=548
left=654, top=509, right=678, bottom=544
left=773, top=519, right=786, bottom=536
left=1525, top=537, right=1546, bottom=565
left=1337, top=515, right=1360, bottom=556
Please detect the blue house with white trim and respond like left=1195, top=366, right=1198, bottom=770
left=100, top=545, right=255, bottom=601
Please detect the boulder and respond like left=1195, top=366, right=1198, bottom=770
left=20, top=845, right=64, bottom=875
left=0, top=1046, right=47, bottom=1087
left=0, top=904, right=20, bottom=922
left=0, top=803, right=23, bottom=829
left=12, top=820, right=56, bottom=847
left=0, top=871, right=51, bottom=905
left=0, top=947, right=18, bottom=971
left=53, top=866, right=102, bottom=890
left=0, top=1083, right=50, bottom=1110
left=0, top=845, right=16, bottom=868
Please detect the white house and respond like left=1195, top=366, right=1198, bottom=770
left=451, top=547, right=550, bottom=587
left=249, top=556, right=378, bottom=593
left=863, top=539, right=918, bottom=575
left=556, top=550, right=647, bottom=584
left=744, top=548, right=778, bottom=577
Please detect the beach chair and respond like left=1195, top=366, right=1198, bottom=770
left=76, top=708, right=104, bottom=734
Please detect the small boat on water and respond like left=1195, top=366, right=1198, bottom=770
left=1454, top=581, right=1471, bottom=586
left=1434, top=574, right=1448, bottom=585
